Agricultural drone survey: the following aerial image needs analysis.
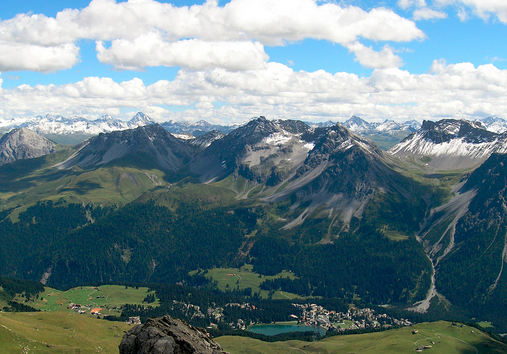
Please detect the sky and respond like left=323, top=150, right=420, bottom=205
left=0, top=0, right=506, bottom=124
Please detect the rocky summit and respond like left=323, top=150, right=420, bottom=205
left=119, top=315, right=228, bottom=354
left=0, top=128, right=56, bottom=166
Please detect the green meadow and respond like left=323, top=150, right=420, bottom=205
left=216, top=321, right=507, bottom=354
left=200, top=264, right=301, bottom=300
left=20, top=285, right=158, bottom=317
left=0, top=311, right=133, bottom=354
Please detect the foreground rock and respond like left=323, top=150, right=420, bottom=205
left=119, top=315, right=229, bottom=354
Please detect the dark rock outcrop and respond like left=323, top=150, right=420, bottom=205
left=119, top=315, right=228, bottom=354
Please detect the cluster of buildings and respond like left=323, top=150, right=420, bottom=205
left=292, top=304, right=412, bottom=332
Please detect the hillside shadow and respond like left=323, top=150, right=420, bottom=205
left=60, top=181, right=103, bottom=195
left=0, top=156, right=71, bottom=193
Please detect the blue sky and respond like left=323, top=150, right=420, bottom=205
left=0, top=0, right=507, bottom=123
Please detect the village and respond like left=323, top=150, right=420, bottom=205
left=203, top=301, right=412, bottom=333
left=292, top=304, right=412, bottom=332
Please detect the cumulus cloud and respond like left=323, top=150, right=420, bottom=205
left=347, top=42, right=404, bottom=69
left=96, top=35, right=268, bottom=71
left=2, top=61, right=507, bottom=123
left=413, top=8, right=448, bottom=20
left=0, top=42, right=79, bottom=72
left=0, top=0, right=424, bottom=72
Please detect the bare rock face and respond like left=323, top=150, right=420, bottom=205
left=119, top=315, right=228, bottom=354
left=0, top=128, right=56, bottom=166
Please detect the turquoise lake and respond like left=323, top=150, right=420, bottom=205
left=248, top=324, right=327, bottom=336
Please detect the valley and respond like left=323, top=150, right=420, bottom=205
left=1, top=115, right=507, bottom=351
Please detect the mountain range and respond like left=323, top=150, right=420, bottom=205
left=2, top=111, right=506, bottom=150
left=1, top=116, right=507, bottom=330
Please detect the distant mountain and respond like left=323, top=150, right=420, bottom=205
left=58, top=124, right=196, bottom=172
left=161, top=120, right=240, bottom=137
left=477, top=116, right=507, bottom=133
left=342, top=116, right=377, bottom=133
left=128, top=112, right=155, bottom=126
left=341, top=116, right=420, bottom=135
left=0, top=128, right=56, bottom=166
left=389, top=119, right=507, bottom=170
left=341, top=116, right=420, bottom=150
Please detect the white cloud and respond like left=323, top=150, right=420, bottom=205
left=347, top=42, right=404, bottom=69
left=2, top=61, right=507, bottom=123
left=436, top=0, right=507, bottom=23
left=96, top=35, right=268, bottom=71
left=0, top=0, right=424, bottom=72
left=457, top=6, right=469, bottom=21
left=0, top=42, right=79, bottom=72
left=413, top=8, right=448, bottom=20
left=398, top=0, right=427, bottom=10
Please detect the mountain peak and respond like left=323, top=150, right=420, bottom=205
left=389, top=118, right=507, bottom=170
left=58, top=124, right=195, bottom=172
left=129, top=112, right=155, bottom=125
left=0, top=128, right=56, bottom=166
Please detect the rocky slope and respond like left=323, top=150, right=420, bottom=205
left=265, top=123, right=415, bottom=228
left=119, top=315, right=228, bottom=354
left=389, top=119, right=507, bottom=170
left=410, top=153, right=507, bottom=325
left=188, top=117, right=423, bottom=231
left=0, top=128, right=56, bottom=166
left=187, top=130, right=226, bottom=150
left=58, top=124, right=196, bottom=172
left=188, top=116, right=313, bottom=184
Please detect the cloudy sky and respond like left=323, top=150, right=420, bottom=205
left=0, top=0, right=506, bottom=124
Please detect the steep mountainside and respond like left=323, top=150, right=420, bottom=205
left=389, top=119, right=507, bottom=170
left=412, top=153, right=507, bottom=327
left=265, top=124, right=420, bottom=229
left=0, top=128, right=56, bottom=166
left=187, top=130, right=226, bottom=150
left=189, top=117, right=313, bottom=183
left=58, top=124, right=196, bottom=172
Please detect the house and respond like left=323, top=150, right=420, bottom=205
left=90, top=308, right=102, bottom=315
left=128, top=317, right=141, bottom=325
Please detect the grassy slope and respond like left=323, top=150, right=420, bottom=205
left=217, top=321, right=507, bottom=354
left=0, top=146, right=170, bottom=219
left=3, top=313, right=505, bottom=354
left=202, top=265, right=300, bottom=300
left=0, top=312, right=132, bottom=354
left=21, top=285, right=158, bottom=317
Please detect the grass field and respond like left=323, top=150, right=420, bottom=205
left=19, top=285, right=158, bottom=317
left=202, top=264, right=301, bottom=300
left=1, top=312, right=506, bottom=354
left=217, top=321, right=507, bottom=354
left=0, top=311, right=133, bottom=353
